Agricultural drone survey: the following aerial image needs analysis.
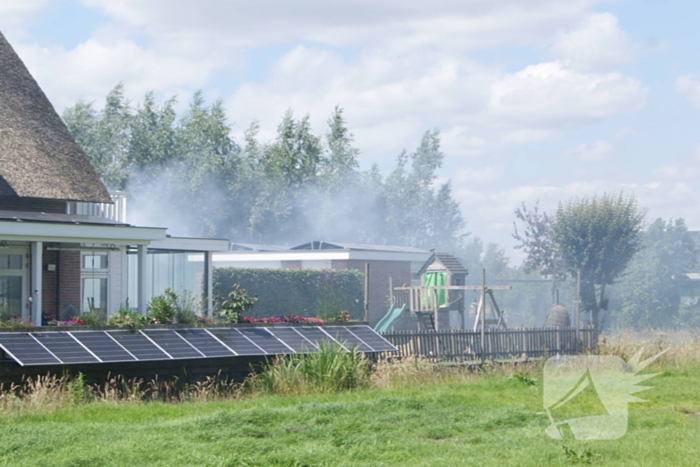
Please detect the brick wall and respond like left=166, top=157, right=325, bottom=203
left=331, top=259, right=411, bottom=326
left=41, top=247, right=81, bottom=321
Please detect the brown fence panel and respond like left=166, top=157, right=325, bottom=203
left=380, top=326, right=599, bottom=362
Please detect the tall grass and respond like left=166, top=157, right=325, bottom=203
left=1, top=330, right=699, bottom=414
left=596, top=329, right=700, bottom=369
left=0, top=371, right=241, bottom=414
left=246, top=341, right=370, bottom=396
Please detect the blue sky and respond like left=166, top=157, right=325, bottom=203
left=2, top=0, right=700, bottom=261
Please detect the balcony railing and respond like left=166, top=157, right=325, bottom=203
left=67, top=192, right=127, bottom=223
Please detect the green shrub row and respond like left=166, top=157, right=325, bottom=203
left=212, top=268, right=364, bottom=319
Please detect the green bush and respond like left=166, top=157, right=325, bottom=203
left=108, top=309, right=149, bottom=331
left=148, top=294, right=176, bottom=324
left=219, top=284, right=258, bottom=323
left=79, top=312, right=102, bottom=326
left=213, top=268, right=363, bottom=319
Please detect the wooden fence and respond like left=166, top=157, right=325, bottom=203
left=380, top=326, right=598, bottom=361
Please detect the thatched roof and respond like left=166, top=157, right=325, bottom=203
left=0, top=31, right=112, bottom=203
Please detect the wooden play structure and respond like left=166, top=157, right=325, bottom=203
left=377, top=253, right=592, bottom=363
left=386, top=252, right=510, bottom=331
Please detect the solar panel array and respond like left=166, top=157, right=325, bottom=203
left=0, top=326, right=397, bottom=366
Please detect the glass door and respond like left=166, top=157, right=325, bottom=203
left=0, top=248, right=29, bottom=320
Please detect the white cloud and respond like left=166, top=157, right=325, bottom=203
left=82, top=0, right=602, bottom=49
left=1, top=1, right=642, bottom=165
left=15, top=35, right=242, bottom=111
left=551, top=12, right=637, bottom=70
left=226, top=45, right=496, bottom=160
left=226, top=47, right=647, bottom=166
left=676, top=74, right=700, bottom=109
left=454, top=166, right=503, bottom=187
left=489, top=61, right=647, bottom=128
left=561, top=140, right=613, bottom=162
left=0, top=0, right=48, bottom=37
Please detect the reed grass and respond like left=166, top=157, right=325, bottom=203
left=246, top=341, right=370, bottom=396
left=0, top=371, right=241, bottom=415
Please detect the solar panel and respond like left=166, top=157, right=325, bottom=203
left=323, top=327, right=373, bottom=352
left=0, top=333, right=61, bottom=366
left=32, top=332, right=100, bottom=364
left=208, top=329, right=267, bottom=355
left=344, top=326, right=398, bottom=352
left=0, top=326, right=397, bottom=367
left=71, top=331, right=136, bottom=362
left=141, top=330, right=205, bottom=359
left=109, top=331, right=171, bottom=361
left=174, top=329, right=235, bottom=357
left=294, top=327, right=346, bottom=350
left=267, top=327, right=319, bottom=353
left=237, top=328, right=294, bottom=354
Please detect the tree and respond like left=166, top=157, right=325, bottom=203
left=555, top=193, right=645, bottom=327
left=63, top=83, right=131, bottom=188
left=128, top=91, right=177, bottom=169
left=514, top=193, right=645, bottom=328
left=513, top=201, right=563, bottom=280
left=380, top=130, right=467, bottom=251
left=321, top=105, right=359, bottom=191
left=616, top=218, right=698, bottom=329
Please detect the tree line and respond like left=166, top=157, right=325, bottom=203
left=63, top=84, right=466, bottom=252
left=64, top=85, right=700, bottom=330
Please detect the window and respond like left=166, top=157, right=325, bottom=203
left=81, top=251, right=110, bottom=317
left=83, top=254, right=108, bottom=270
left=82, top=277, right=108, bottom=315
left=0, top=254, right=22, bottom=270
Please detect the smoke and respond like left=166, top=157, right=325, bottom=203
left=125, top=161, right=231, bottom=239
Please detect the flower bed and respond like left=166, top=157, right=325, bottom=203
left=241, top=315, right=324, bottom=325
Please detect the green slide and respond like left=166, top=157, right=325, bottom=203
left=374, top=304, right=408, bottom=334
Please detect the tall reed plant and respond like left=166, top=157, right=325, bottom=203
left=247, top=341, right=370, bottom=396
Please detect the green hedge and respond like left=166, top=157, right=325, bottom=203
left=213, top=268, right=364, bottom=319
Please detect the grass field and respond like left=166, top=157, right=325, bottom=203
left=0, top=340, right=699, bottom=466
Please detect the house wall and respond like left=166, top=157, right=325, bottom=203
left=331, top=259, right=411, bottom=325
left=0, top=197, right=66, bottom=213
left=41, top=247, right=81, bottom=321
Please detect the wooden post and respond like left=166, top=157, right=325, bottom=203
left=481, top=268, right=486, bottom=364
left=433, top=288, right=439, bottom=331
left=575, top=270, right=581, bottom=353
left=364, top=263, right=370, bottom=323
left=137, top=244, right=147, bottom=316
left=388, top=276, right=393, bottom=306
left=433, top=287, right=440, bottom=356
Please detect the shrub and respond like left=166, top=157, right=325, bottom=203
left=218, top=284, right=258, bottom=323
left=108, top=309, right=149, bottom=331
left=79, top=312, right=102, bottom=326
left=148, top=289, right=180, bottom=324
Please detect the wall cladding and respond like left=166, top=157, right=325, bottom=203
left=0, top=197, right=67, bottom=213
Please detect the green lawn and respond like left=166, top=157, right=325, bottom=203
left=0, top=362, right=698, bottom=466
